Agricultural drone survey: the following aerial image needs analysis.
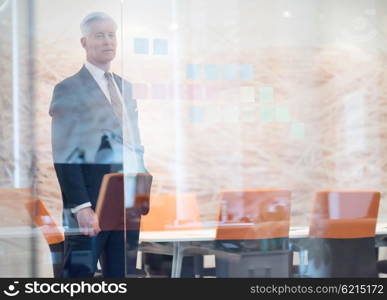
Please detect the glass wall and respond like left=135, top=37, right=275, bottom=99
left=122, top=0, right=387, bottom=277
left=0, top=0, right=38, bottom=277
left=1, top=0, right=387, bottom=278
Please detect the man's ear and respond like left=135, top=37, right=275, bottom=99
left=80, top=37, right=87, bottom=49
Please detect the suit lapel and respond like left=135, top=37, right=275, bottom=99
left=77, top=66, right=122, bottom=129
left=78, top=65, right=111, bottom=105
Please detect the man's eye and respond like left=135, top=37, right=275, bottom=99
left=96, top=34, right=104, bottom=38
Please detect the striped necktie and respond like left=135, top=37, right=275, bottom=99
left=104, top=72, right=123, bottom=124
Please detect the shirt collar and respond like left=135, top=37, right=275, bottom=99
left=84, top=61, right=109, bottom=81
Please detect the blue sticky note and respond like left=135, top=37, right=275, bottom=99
left=134, top=38, right=149, bottom=54
left=153, top=39, right=168, bottom=55
left=240, top=64, right=254, bottom=80
left=190, top=107, right=204, bottom=123
left=187, top=64, right=201, bottom=80
left=276, top=106, right=290, bottom=122
left=291, top=122, right=305, bottom=139
left=260, top=106, right=275, bottom=123
left=204, top=64, right=219, bottom=80
left=259, top=87, right=273, bottom=103
left=223, top=64, right=238, bottom=80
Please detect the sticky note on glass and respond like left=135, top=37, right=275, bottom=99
left=153, top=39, right=168, bottom=55
left=259, top=87, right=273, bottom=103
left=276, top=106, right=290, bottom=122
left=240, top=106, right=257, bottom=123
left=187, top=64, right=201, bottom=80
left=132, top=83, right=148, bottom=99
left=205, top=85, right=220, bottom=100
left=204, top=64, right=219, bottom=80
left=240, top=64, right=254, bottom=80
left=240, top=86, right=255, bottom=103
left=260, top=106, right=275, bottom=123
left=190, top=106, right=204, bottom=123
left=223, top=105, right=239, bottom=123
left=151, top=84, right=168, bottom=100
left=134, top=38, right=149, bottom=54
left=223, top=64, right=238, bottom=80
left=291, top=122, right=305, bottom=139
left=185, top=84, right=204, bottom=100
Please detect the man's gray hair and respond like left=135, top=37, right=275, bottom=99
left=80, top=12, right=117, bottom=37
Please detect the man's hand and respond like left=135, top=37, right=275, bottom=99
left=76, top=207, right=101, bottom=236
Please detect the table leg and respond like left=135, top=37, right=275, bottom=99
left=171, top=242, right=184, bottom=278
left=171, top=242, right=178, bottom=278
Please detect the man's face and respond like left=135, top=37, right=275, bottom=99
left=81, top=19, right=117, bottom=65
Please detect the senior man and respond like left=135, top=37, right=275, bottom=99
left=49, top=11, right=147, bottom=277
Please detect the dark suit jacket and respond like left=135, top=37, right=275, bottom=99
left=49, top=65, right=146, bottom=211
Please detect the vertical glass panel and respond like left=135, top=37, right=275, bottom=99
left=33, top=0, right=127, bottom=278
left=123, top=0, right=387, bottom=278
left=0, top=0, right=37, bottom=277
left=2, top=0, right=387, bottom=279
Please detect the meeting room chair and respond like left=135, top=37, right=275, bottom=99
left=25, top=198, right=65, bottom=278
left=214, top=189, right=292, bottom=278
left=304, top=190, right=380, bottom=278
left=140, top=193, right=203, bottom=277
left=95, top=172, right=152, bottom=277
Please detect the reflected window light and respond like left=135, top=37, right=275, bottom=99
left=364, top=9, right=376, bottom=16
left=0, top=0, right=9, bottom=11
left=169, top=23, right=179, bottom=31
left=282, top=11, right=292, bottom=18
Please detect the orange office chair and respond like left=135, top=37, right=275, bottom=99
left=305, top=190, right=380, bottom=277
left=25, top=199, right=65, bottom=278
left=140, top=193, right=202, bottom=277
left=94, top=172, right=152, bottom=277
left=1, top=188, right=62, bottom=277
left=96, top=172, right=152, bottom=231
left=140, top=193, right=201, bottom=231
left=214, top=189, right=292, bottom=277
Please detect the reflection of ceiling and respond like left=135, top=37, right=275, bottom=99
left=0, top=0, right=9, bottom=12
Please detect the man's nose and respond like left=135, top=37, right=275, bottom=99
left=102, top=35, right=114, bottom=44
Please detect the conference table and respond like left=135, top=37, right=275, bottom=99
left=139, top=222, right=387, bottom=278
left=1, top=223, right=385, bottom=278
